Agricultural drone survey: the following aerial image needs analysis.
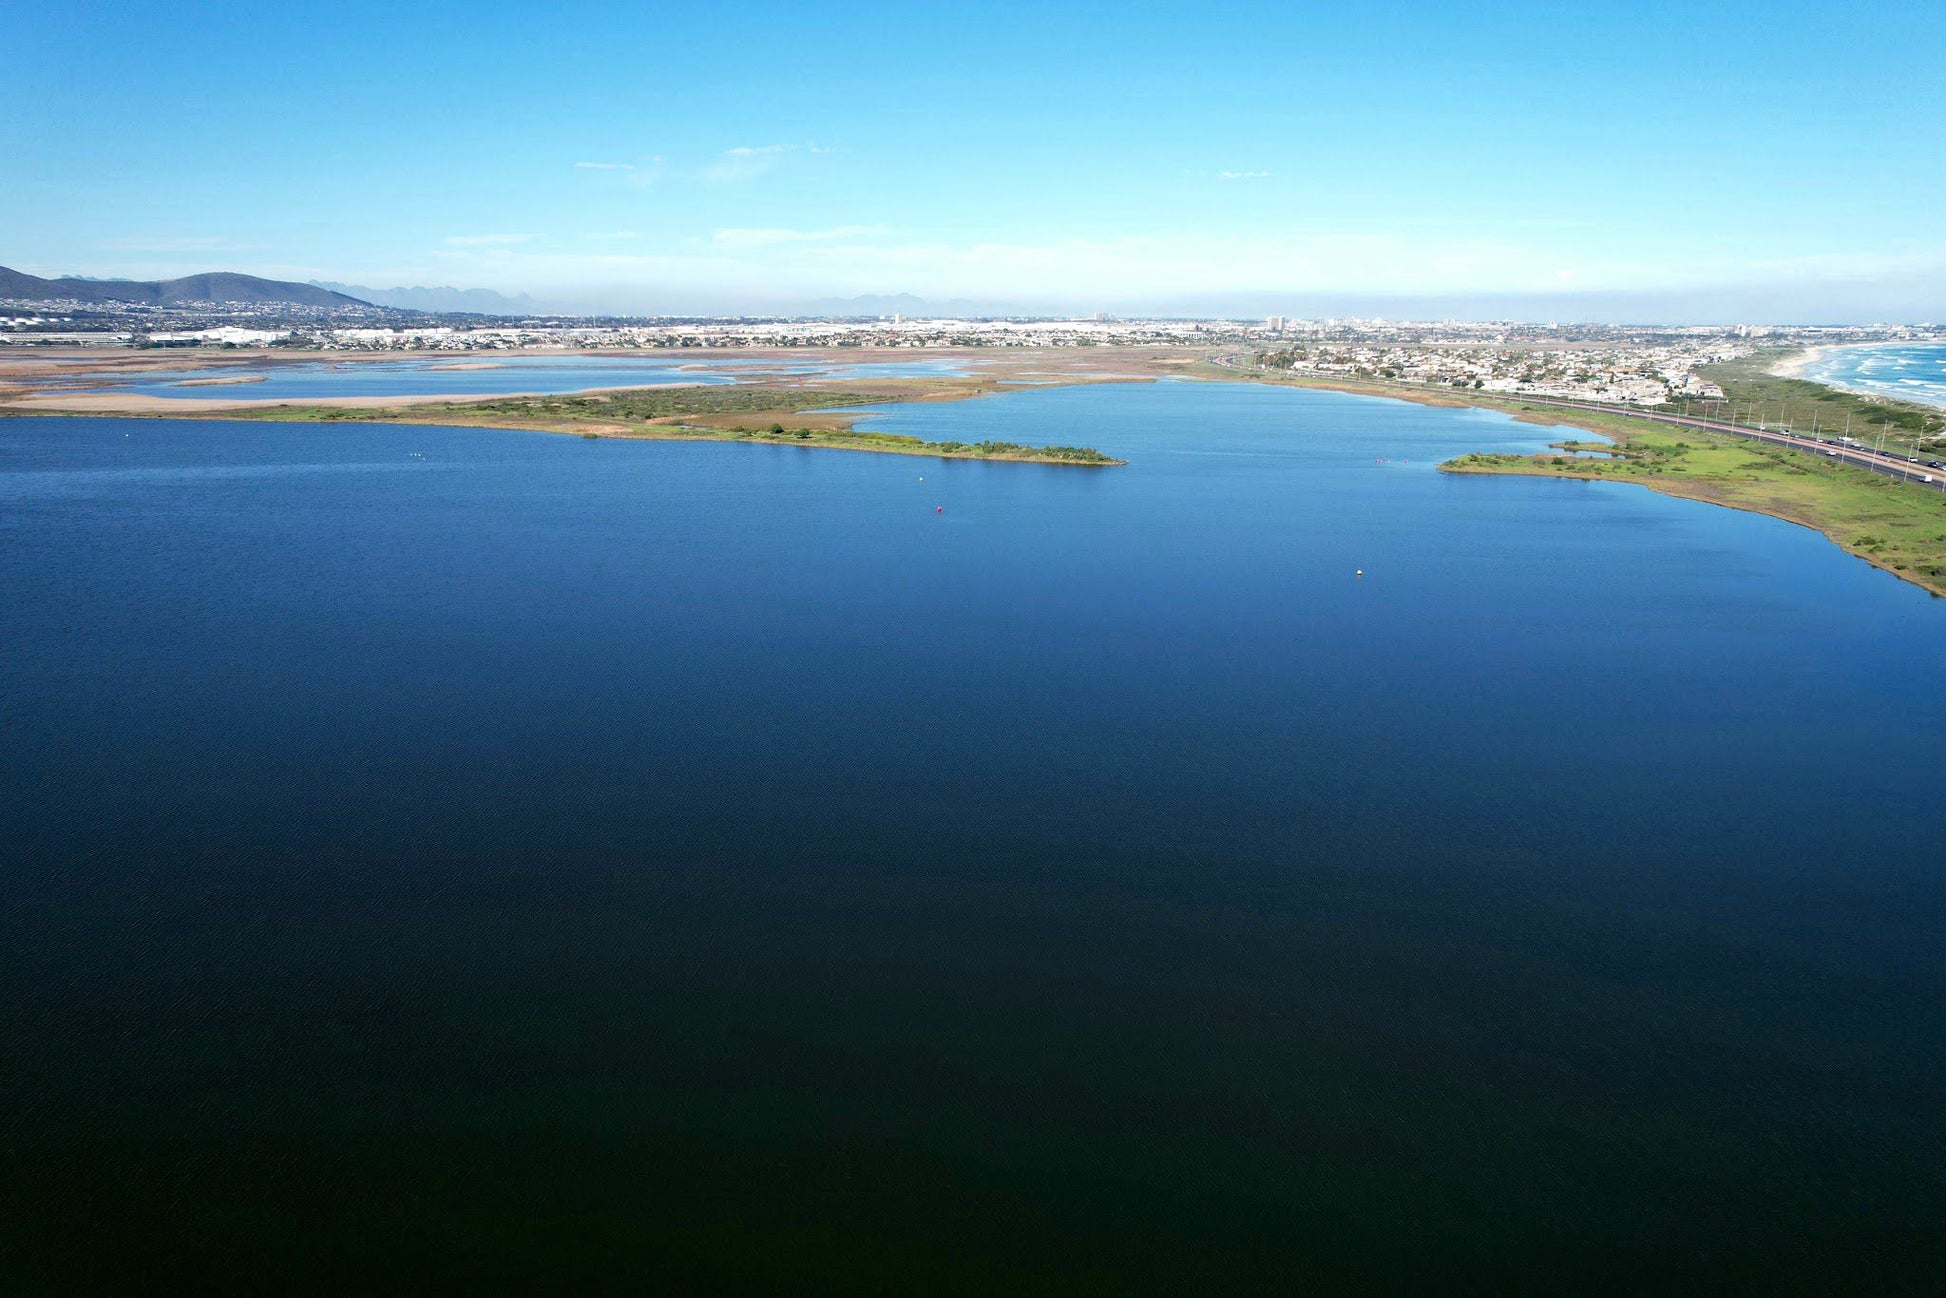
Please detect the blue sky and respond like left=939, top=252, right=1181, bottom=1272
left=6, top=1, right=1945, bottom=319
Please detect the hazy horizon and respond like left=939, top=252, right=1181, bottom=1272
left=6, top=2, right=1944, bottom=324
left=8, top=267, right=1939, bottom=328
left=325, top=280, right=1946, bottom=327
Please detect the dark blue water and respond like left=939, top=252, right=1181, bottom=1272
left=4, top=382, right=1944, bottom=1293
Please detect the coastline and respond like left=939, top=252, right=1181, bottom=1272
left=1766, top=338, right=1946, bottom=412
left=7, top=345, right=1939, bottom=573
left=0, top=376, right=1129, bottom=467
left=0, top=380, right=724, bottom=415
left=208, top=409, right=1128, bottom=466
left=1768, top=345, right=1824, bottom=379
left=1201, top=360, right=1946, bottom=598
left=0, top=346, right=1198, bottom=466
left=173, top=374, right=269, bottom=388
left=1440, top=453, right=1945, bottom=598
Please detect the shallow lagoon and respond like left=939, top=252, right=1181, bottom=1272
left=3, top=380, right=1943, bottom=1291
left=24, top=351, right=979, bottom=402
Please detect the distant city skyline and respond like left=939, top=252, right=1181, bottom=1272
left=7, top=1, right=1945, bottom=322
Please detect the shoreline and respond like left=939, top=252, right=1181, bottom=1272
left=0, top=380, right=726, bottom=415
left=1202, top=361, right=1945, bottom=598
left=171, top=374, right=269, bottom=388
left=1768, top=345, right=1823, bottom=379
left=1766, top=339, right=1946, bottom=412
left=1440, top=454, right=1945, bottom=598
left=0, top=346, right=1190, bottom=466
left=0, top=379, right=1128, bottom=468
left=198, top=410, right=1129, bottom=467
left=8, top=347, right=1938, bottom=579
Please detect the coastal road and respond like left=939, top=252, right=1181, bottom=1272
left=1483, top=393, right=1946, bottom=494
left=1210, top=356, right=1946, bottom=495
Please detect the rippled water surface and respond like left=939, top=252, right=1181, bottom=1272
left=1802, top=340, right=1946, bottom=410
left=4, top=381, right=1943, bottom=1292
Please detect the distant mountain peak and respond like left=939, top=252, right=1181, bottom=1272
left=0, top=265, right=367, bottom=308
left=311, top=282, right=539, bottom=315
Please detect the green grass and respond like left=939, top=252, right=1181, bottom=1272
left=1694, top=348, right=1946, bottom=459
left=715, top=426, right=1122, bottom=464
left=1444, top=421, right=1946, bottom=594
left=204, top=386, right=1125, bottom=466
left=237, top=386, right=881, bottom=425
left=1204, top=354, right=1946, bottom=595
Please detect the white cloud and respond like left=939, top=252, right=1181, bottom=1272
left=575, top=155, right=664, bottom=172
left=711, top=225, right=886, bottom=250
left=443, top=233, right=539, bottom=248
left=1218, top=170, right=1272, bottom=181
left=575, top=157, right=667, bottom=190
left=704, top=143, right=829, bottom=183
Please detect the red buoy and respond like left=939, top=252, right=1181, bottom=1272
left=936, top=505, right=944, bottom=513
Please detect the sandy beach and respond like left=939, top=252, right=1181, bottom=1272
left=1769, top=346, right=1824, bottom=378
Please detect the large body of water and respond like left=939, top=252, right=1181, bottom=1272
left=1800, top=340, right=1946, bottom=410
left=4, top=382, right=1944, bottom=1292
left=16, top=352, right=976, bottom=402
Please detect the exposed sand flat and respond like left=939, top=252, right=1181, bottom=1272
left=0, top=342, right=1213, bottom=384
left=0, top=345, right=1217, bottom=417
left=0, top=348, right=305, bottom=383
left=1, top=381, right=718, bottom=414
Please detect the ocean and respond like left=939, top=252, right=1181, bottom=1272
left=1799, top=340, right=1946, bottom=411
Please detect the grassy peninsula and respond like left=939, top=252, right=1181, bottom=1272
left=198, top=384, right=1126, bottom=465
left=1444, top=416, right=1946, bottom=594
left=1699, top=349, right=1945, bottom=459
left=1206, top=353, right=1946, bottom=595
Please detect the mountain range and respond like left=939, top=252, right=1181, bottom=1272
left=0, top=266, right=367, bottom=308
left=310, top=282, right=541, bottom=314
